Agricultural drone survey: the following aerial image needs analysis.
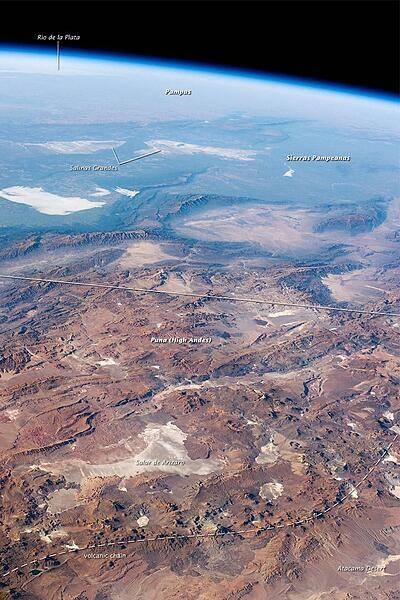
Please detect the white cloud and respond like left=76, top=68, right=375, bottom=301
left=90, top=187, right=111, bottom=197
left=146, top=139, right=256, bottom=161
left=115, top=187, right=140, bottom=198
left=25, top=140, right=125, bottom=154
left=283, top=168, right=295, bottom=177
left=0, top=186, right=105, bottom=215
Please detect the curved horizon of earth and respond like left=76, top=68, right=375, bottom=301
left=0, top=48, right=399, bottom=600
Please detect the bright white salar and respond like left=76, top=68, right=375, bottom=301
left=0, top=186, right=105, bottom=215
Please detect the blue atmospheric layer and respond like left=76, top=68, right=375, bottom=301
left=0, top=43, right=398, bottom=105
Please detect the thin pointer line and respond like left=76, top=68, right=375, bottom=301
left=56, top=41, right=60, bottom=71
left=0, top=274, right=398, bottom=317
left=118, top=149, right=162, bottom=165
left=111, top=147, right=121, bottom=165
left=2, top=433, right=396, bottom=579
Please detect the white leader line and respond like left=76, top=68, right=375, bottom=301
left=111, top=147, right=120, bottom=164
left=2, top=432, right=397, bottom=580
left=56, top=41, right=60, bottom=71
left=0, top=274, right=399, bottom=317
left=111, top=147, right=161, bottom=166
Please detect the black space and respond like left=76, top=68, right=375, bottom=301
left=1, top=0, right=398, bottom=95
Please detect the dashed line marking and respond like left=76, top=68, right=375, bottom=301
left=2, top=433, right=396, bottom=580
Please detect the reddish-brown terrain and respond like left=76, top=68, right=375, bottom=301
left=0, top=200, right=399, bottom=599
